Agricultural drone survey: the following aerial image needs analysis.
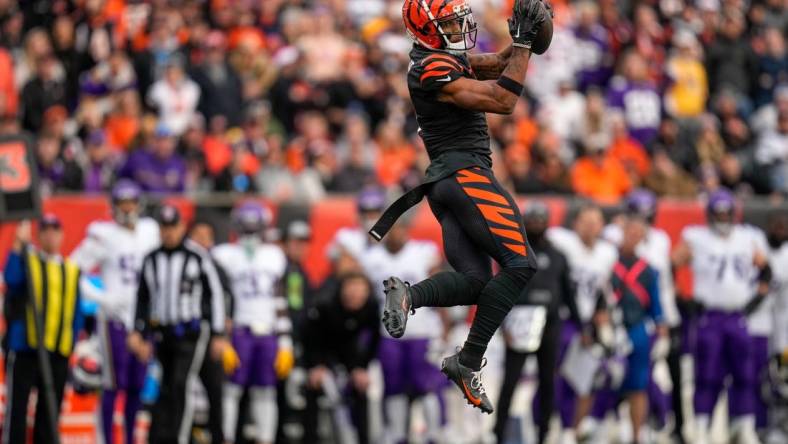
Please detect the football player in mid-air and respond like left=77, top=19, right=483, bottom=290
left=368, top=0, right=550, bottom=413
left=70, top=180, right=160, bottom=444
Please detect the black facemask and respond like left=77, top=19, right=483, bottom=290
left=526, top=227, right=547, bottom=246
left=768, top=233, right=786, bottom=249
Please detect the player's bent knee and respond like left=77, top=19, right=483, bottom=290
left=467, top=274, right=487, bottom=294
left=482, top=266, right=537, bottom=307
left=499, top=265, right=537, bottom=287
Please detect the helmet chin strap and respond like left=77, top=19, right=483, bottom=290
left=435, top=15, right=464, bottom=53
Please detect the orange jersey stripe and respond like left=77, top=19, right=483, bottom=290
left=422, top=54, right=463, bottom=71
left=503, top=242, right=527, bottom=256
left=476, top=204, right=518, bottom=228
left=424, top=61, right=460, bottom=72
left=420, top=69, right=452, bottom=81
left=456, top=169, right=491, bottom=184
left=490, top=227, right=524, bottom=243
left=462, top=187, right=509, bottom=205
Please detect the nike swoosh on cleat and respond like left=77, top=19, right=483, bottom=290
left=460, top=379, right=482, bottom=406
left=436, top=75, right=453, bottom=82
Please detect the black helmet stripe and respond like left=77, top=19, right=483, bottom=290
left=406, top=1, right=425, bottom=34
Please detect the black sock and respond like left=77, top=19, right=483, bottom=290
left=460, top=267, right=536, bottom=370
left=409, top=271, right=486, bottom=308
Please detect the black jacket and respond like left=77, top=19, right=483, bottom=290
left=304, top=290, right=380, bottom=371
left=517, top=238, right=581, bottom=325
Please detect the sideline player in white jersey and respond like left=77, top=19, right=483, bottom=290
left=327, top=187, right=387, bottom=270
left=672, top=190, right=772, bottom=444
left=766, top=215, right=788, bottom=444
left=359, top=216, right=445, bottom=443
left=212, top=202, right=294, bottom=444
left=547, top=204, right=618, bottom=444
left=69, top=180, right=160, bottom=444
left=603, top=190, right=681, bottom=438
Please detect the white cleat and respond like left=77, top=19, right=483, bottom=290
left=559, top=429, right=578, bottom=444
left=733, top=415, right=762, bottom=444
left=737, top=426, right=762, bottom=444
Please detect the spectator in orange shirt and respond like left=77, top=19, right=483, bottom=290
left=571, top=136, right=632, bottom=204
left=608, top=113, right=651, bottom=180
left=512, top=100, right=540, bottom=153
left=202, top=115, right=233, bottom=176
left=375, top=120, right=416, bottom=188
left=104, top=90, right=142, bottom=151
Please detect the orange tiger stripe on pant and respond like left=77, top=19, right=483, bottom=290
left=456, top=171, right=528, bottom=257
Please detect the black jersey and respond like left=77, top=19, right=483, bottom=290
left=408, top=45, right=492, bottom=181
left=368, top=45, right=495, bottom=241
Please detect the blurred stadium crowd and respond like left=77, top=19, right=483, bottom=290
left=0, top=0, right=785, bottom=203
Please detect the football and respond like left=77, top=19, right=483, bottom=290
left=531, top=13, right=553, bottom=55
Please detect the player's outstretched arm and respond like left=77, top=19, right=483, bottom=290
left=436, top=0, right=546, bottom=114
left=437, top=48, right=531, bottom=114
left=468, top=45, right=513, bottom=80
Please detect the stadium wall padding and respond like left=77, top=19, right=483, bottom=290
left=1, top=195, right=785, bottom=297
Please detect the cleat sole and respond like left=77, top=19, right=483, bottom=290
left=381, top=277, right=409, bottom=338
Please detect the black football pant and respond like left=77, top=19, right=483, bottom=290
left=668, top=326, right=684, bottom=440
left=304, top=382, right=369, bottom=444
left=2, top=351, right=68, bottom=444
left=409, top=167, right=537, bottom=370
left=199, top=355, right=224, bottom=444
left=494, top=313, right=561, bottom=444
left=149, top=325, right=210, bottom=444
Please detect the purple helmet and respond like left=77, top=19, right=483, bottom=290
left=111, top=179, right=142, bottom=203
left=706, top=189, right=736, bottom=234
left=232, top=202, right=271, bottom=235
left=625, top=189, right=657, bottom=222
left=707, top=189, right=735, bottom=215
left=111, top=180, right=142, bottom=226
left=356, top=187, right=386, bottom=213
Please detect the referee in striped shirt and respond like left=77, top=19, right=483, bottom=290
left=128, top=205, right=229, bottom=444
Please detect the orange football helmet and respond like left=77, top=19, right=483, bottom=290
left=402, top=0, right=477, bottom=53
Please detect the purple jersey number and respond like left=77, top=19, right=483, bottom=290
left=118, top=254, right=139, bottom=286
left=623, top=90, right=661, bottom=129
left=708, top=255, right=750, bottom=281
left=238, top=270, right=262, bottom=298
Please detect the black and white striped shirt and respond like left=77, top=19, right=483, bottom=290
left=134, top=240, right=225, bottom=335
